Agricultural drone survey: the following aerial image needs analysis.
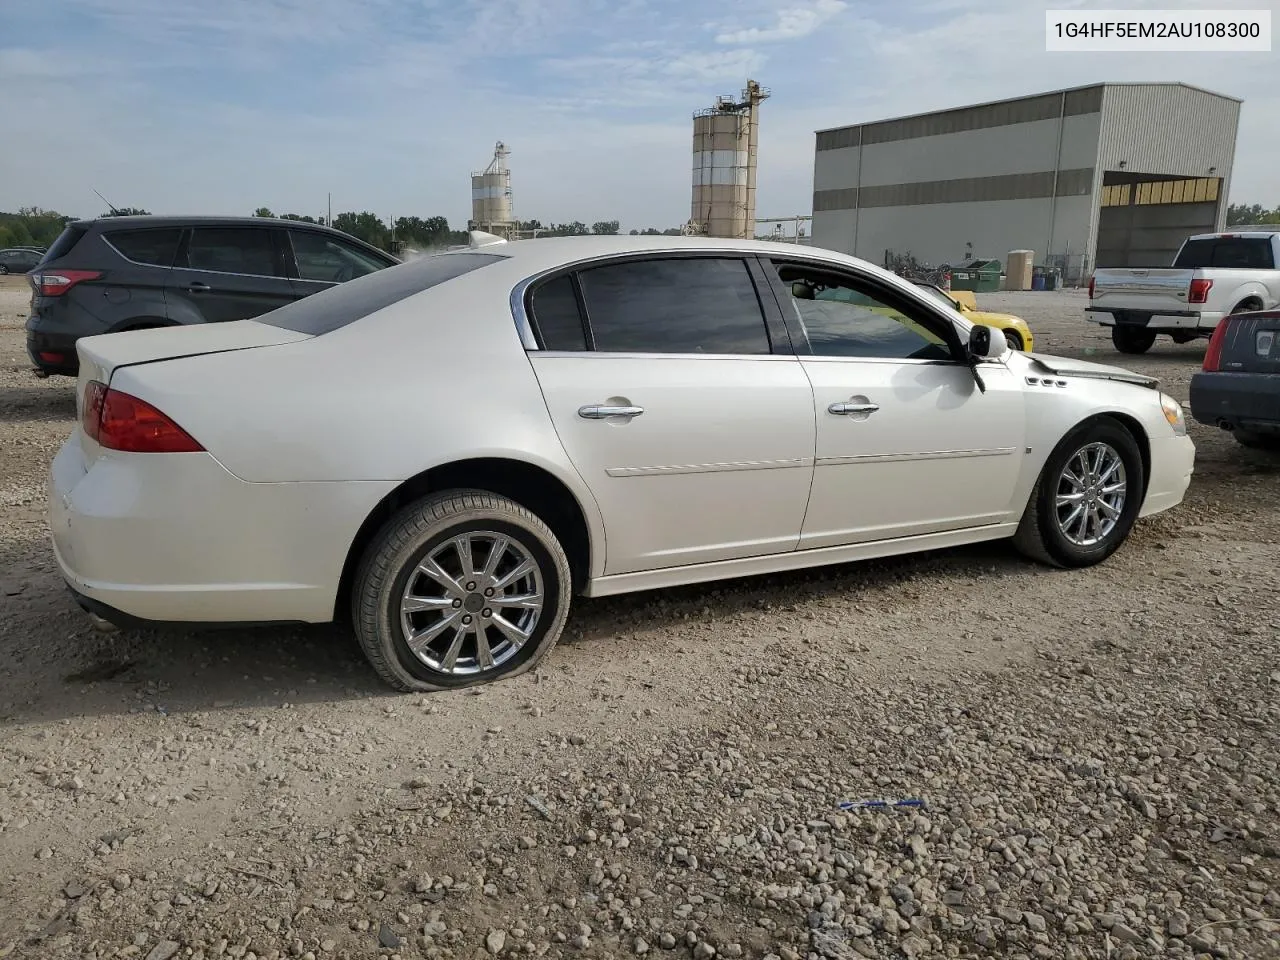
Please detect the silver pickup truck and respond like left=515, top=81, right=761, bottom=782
left=1086, top=231, right=1280, bottom=354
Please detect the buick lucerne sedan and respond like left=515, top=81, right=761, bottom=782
left=50, top=234, right=1196, bottom=691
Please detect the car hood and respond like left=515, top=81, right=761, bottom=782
left=970, top=310, right=1025, bottom=327
left=1020, top=351, right=1159, bottom=389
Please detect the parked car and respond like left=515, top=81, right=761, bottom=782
left=1086, top=231, right=1280, bottom=354
left=912, top=281, right=1035, bottom=351
left=50, top=234, right=1195, bottom=691
left=25, top=215, right=400, bottom=376
left=0, top=247, right=44, bottom=275
left=1189, top=308, right=1280, bottom=449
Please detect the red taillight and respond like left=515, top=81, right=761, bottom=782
left=31, top=269, right=102, bottom=297
left=1188, top=278, right=1213, bottom=304
left=1088, top=275, right=1096, bottom=299
left=80, top=380, right=204, bottom=453
left=1202, top=318, right=1232, bottom=372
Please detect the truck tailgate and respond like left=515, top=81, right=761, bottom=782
left=1092, top=269, right=1194, bottom=314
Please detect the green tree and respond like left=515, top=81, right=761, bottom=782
left=1227, top=202, right=1280, bottom=225
left=103, top=207, right=150, bottom=216
left=280, top=213, right=317, bottom=223
left=591, top=220, right=620, bottom=236
left=253, top=207, right=275, bottom=218
left=0, top=208, right=75, bottom=248
left=332, top=211, right=391, bottom=250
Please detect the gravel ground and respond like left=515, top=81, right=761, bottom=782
left=0, top=275, right=1277, bottom=960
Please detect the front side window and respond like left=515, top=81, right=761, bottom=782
left=576, top=257, right=771, bottom=355
left=774, top=261, right=954, bottom=361
left=186, top=227, right=283, bottom=278
left=291, top=230, right=389, bottom=282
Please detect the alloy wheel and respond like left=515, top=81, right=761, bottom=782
left=1054, top=441, right=1128, bottom=547
left=398, top=531, right=544, bottom=676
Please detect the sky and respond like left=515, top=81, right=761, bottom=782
left=0, top=0, right=1275, bottom=232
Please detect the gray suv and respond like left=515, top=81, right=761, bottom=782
left=26, top=215, right=400, bottom=376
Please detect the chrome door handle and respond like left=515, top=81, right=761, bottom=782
left=578, top=404, right=644, bottom=420
left=187, top=282, right=211, bottom=293
left=828, top=402, right=879, bottom=416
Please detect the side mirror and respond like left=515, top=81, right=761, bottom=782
left=968, top=324, right=1010, bottom=362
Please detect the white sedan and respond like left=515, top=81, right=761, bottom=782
left=49, top=234, right=1195, bottom=691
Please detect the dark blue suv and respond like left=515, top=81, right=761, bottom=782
left=26, top=215, right=399, bottom=376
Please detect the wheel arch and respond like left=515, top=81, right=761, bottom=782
left=1231, top=295, right=1265, bottom=314
left=1080, top=411, right=1152, bottom=502
left=107, top=316, right=178, bottom=333
left=334, top=457, right=598, bottom=621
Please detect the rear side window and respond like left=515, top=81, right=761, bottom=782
left=576, top=257, right=771, bottom=354
left=530, top=275, right=587, bottom=351
left=256, top=252, right=505, bottom=335
left=1173, top=238, right=1275, bottom=269
left=106, top=228, right=182, bottom=266
left=186, top=227, right=284, bottom=278
left=44, top=225, right=88, bottom=262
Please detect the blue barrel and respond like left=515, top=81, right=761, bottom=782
left=1031, top=274, right=1046, bottom=291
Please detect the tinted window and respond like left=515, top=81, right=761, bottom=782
left=291, top=230, right=389, bottom=282
left=1173, top=237, right=1275, bottom=269
left=186, top=227, right=283, bottom=277
left=775, top=262, right=953, bottom=361
left=256, top=252, right=504, bottom=335
left=577, top=257, right=770, bottom=354
left=44, top=225, right=87, bottom=262
left=106, top=228, right=182, bottom=266
left=530, top=275, right=587, bottom=350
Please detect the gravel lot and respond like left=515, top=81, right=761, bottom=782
left=1, top=274, right=1277, bottom=960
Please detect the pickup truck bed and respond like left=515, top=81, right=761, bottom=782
left=1087, top=232, right=1280, bottom=355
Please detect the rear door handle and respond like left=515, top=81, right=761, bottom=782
left=578, top=405, right=644, bottom=420
left=829, top=402, right=879, bottom=416
left=187, top=282, right=211, bottom=293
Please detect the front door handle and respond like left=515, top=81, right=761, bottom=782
left=828, top=401, right=880, bottom=416
left=578, top=404, right=644, bottom=420
left=187, top=282, right=211, bottom=293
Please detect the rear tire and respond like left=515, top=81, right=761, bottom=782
left=1233, top=429, right=1280, bottom=451
left=1112, top=326, right=1156, bottom=354
left=0, top=265, right=8, bottom=275
left=1013, top=418, right=1145, bottom=568
left=352, top=490, right=572, bottom=692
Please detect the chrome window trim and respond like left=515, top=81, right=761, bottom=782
left=101, top=231, right=186, bottom=271
left=531, top=350, right=797, bottom=362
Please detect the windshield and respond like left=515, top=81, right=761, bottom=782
left=914, top=282, right=961, bottom=312
left=1173, top=237, right=1275, bottom=269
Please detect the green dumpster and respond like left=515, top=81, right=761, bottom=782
left=950, top=258, right=1002, bottom=292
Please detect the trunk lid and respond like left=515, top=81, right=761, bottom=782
left=1091, top=269, right=1195, bottom=313
left=73, top=320, right=312, bottom=461
left=1216, top=310, right=1280, bottom=375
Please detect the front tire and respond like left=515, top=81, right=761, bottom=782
left=1111, top=326, right=1156, bottom=354
left=352, top=490, right=572, bottom=692
left=0, top=265, right=8, bottom=275
left=1003, top=329, right=1024, bottom=351
left=1013, top=418, right=1145, bottom=568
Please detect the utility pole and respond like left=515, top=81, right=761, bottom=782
left=327, top=193, right=331, bottom=228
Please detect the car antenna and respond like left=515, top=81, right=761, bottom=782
left=93, top=189, right=122, bottom=215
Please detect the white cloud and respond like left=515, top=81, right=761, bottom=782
left=715, top=0, right=847, bottom=45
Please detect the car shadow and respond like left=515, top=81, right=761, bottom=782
left=0, top=536, right=1035, bottom=725
left=0, top=384, right=76, bottom=424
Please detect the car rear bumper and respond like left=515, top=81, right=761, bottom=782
left=1139, top=434, right=1196, bottom=518
left=48, top=431, right=396, bottom=624
left=1189, top=372, right=1280, bottom=432
left=26, top=328, right=80, bottom=376
left=1085, top=307, right=1223, bottom=330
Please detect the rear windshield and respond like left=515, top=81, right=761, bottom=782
left=43, top=224, right=89, bottom=262
left=255, top=251, right=505, bottom=335
left=1173, top=237, right=1275, bottom=270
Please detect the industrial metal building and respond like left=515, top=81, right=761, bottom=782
left=811, top=83, right=1241, bottom=282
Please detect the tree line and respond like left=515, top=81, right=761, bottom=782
left=2, top=206, right=690, bottom=256
left=1226, top=203, right=1280, bottom=226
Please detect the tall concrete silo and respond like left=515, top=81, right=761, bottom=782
left=691, top=80, right=770, bottom=239
left=469, top=141, right=515, bottom=237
